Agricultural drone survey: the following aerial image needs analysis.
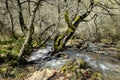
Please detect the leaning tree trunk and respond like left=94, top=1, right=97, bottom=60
left=18, top=0, right=41, bottom=61
left=53, top=11, right=78, bottom=54
left=53, top=6, right=93, bottom=54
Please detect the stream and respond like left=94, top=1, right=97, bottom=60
left=28, top=42, right=120, bottom=80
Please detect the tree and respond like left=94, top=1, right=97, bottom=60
left=18, top=0, right=43, bottom=61
left=53, top=0, right=120, bottom=54
left=53, top=0, right=95, bottom=54
left=5, top=0, right=16, bottom=38
left=17, top=0, right=28, bottom=35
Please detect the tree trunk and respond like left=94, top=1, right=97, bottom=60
left=18, top=0, right=41, bottom=61
left=5, top=0, right=16, bottom=38
left=17, top=0, right=28, bottom=35
left=53, top=9, right=93, bottom=54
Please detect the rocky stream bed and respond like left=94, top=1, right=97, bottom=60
left=26, top=41, right=120, bottom=80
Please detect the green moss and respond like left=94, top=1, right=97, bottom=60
left=54, top=11, right=77, bottom=52
left=61, top=59, right=86, bottom=74
left=68, top=28, right=74, bottom=32
left=61, top=59, right=103, bottom=80
left=73, top=16, right=80, bottom=23
left=0, top=49, right=8, bottom=54
left=64, top=11, right=71, bottom=24
left=0, top=68, right=7, bottom=73
left=71, top=25, right=76, bottom=30
left=61, top=59, right=89, bottom=79
left=11, top=49, right=19, bottom=56
left=9, top=60, right=18, bottom=66
left=32, top=37, right=42, bottom=47
left=91, top=72, right=103, bottom=80
left=77, top=59, right=86, bottom=68
left=0, top=40, right=13, bottom=45
left=6, top=46, right=13, bottom=50
left=56, top=35, right=62, bottom=44
left=54, top=35, right=63, bottom=51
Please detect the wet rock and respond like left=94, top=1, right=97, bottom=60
left=66, top=39, right=84, bottom=48
left=25, top=69, right=56, bottom=80
left=100, top=39, right=112, bottom=44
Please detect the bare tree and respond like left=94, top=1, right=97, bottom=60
left=5, top=0, right=18, bottom=38
left=53, top=0, right=95, bottom=53
left=53, top=0, right=120, bottom=54
left=18, top=0, right=43, bottom=61
left=17, top=0, right=28, bottom=35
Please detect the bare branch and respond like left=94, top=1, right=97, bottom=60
left=39, top=3, right=61, bottom=47
left=82, top=14, right=98, bottom=22
left=40, top=23, right=55, bottom=35
left=114, top=0, right=120, bottom=5
left=97, top=3, right=118, bottom=21
left=20, top=1, right=37, bottom=4
left=73, top=0, right=95, bottom=27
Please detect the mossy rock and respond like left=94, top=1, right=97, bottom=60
left=91, top=72, right=103, bottom=80
left=61, top=59, right=86, bottom=74
left=77, top=59, right=86, bottom=68
left=61, top=59, right=103, bottom=80
left=61, top=59, right=86, bottom=79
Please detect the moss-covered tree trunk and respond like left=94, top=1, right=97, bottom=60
left=53, top=5, right=93, bottom=54
left=53, top=11, right=78, bottom=53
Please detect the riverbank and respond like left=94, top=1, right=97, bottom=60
left=0, top=38, right=120, bottom=80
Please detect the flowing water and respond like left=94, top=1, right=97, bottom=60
left=28, top=42, right=120, bottom=80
